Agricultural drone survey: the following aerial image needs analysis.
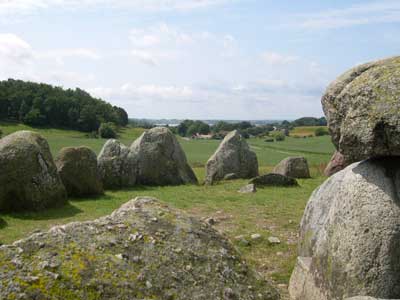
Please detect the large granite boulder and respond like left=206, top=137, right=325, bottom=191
left=0, top=131, right=66, bottom=211
left=205, top=130, right=259, bottom=184
left=273, top=157, right=310, bottom=178
left=98, top=139, right=136, bottom=189
left=130, top=127, right=198, bottom=185
left=56, top=147, right=103, bottom=197
left=0, top=197, right=279, bottom=300
left=324, top=151, right=348, bottom=177
left=289, top=158, right=400, bottom=300
left=322, top=56, right=400, bottom=162
left=249, top=173, right=298, bottom=187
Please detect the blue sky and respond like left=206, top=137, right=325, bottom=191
left=0, top=0, right=399, bottom=119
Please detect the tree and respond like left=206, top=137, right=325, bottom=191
left=315, top=127, right=329, bottom=136
left=24, top=109, right=46, bottom=126
left=0, top=79, right=128, bottom=131
left=271, top=131, right=285, bottom=141
left=99, top=122, right=117, bottom=138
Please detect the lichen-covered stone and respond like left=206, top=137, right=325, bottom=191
left=98, top=139, right=136, bottom=189
left=289, top=158, right=400, bottom=300
left=249, top=173, right=298, bottom=187
left=205, top=130, right=258, bottom=184
left=0, top=131, right=66, bottom=211
left=0, top=197, right=280, bottom=300
left=129, top=127, right=198, bottom=186
left=56, top=147, right=103, bottom=197
left=273, top=157, right=310, bottom=178
left=324, top=151, right=348, bottom=177
left=322, top=56, right=400, bottom=162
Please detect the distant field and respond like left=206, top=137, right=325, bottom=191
left=290, top=126, right=328, bottom=137
left=0, top=122, right=145, bottom=156
left=180, top=135, right=334, bottom=168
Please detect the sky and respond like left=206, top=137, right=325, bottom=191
left=0, top=0, right=399, bottom=120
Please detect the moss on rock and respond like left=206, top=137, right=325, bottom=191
left=0, top=197, right=279, bottom=300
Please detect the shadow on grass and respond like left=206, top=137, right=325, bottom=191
left=0, top=217, right=7, bottom=229
left=7, top=202, right=83, bottom=221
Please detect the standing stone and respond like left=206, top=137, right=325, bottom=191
left=0, top=197, right=280, bottom=300
left=56, top=147, right=103, bottom=197
left=129, top=127, right=198, bottom=185
left=98, top=139, right=136, bottom=189
left=0, top=131, right=66, bottom=211
left=273, top=157, right=310, bottom=178
left=322, top=56, right=400, bottom=162
left=205, top=130, right=258, bottom=185
left=324, top=151, right=348, bottom=177
left=289, top=158, right=400, bottom=300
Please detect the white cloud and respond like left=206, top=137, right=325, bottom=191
left=0, top=33, right=33, bottom=65
left=296, top=0, right=400, bottom=29
left=0, top=0, right=233, bottom=19
left=261, top=51, right=298, bottom=65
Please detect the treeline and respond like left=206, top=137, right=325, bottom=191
left=173, top=117, right=327, bottom=139
left=0, top=79, right=128, bottom=132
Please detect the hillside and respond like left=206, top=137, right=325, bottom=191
left=0, top=79, right=128, bottom=132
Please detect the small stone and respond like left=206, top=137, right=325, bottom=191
left=251, top=233, right=262, bottom=240
left=268, top=237, right=281, bottom=244
left=238, top=238, right=250, bottom=247
left=239, top=184, right=257, bottom=194
left=115, top=253, right=123, bottom=260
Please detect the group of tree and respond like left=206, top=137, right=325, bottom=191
left=0, top=79, right=128, bottom=132
left=175, top=120, right=211, bottom=137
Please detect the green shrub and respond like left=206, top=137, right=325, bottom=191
left=271, top=131, right=285, bottom=141
left=315, top=127, right=329, bottom=136
left=99, top=122, right=117, bottom=139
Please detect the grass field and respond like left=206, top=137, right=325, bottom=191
left=0, top=123, right=334, bottom=298
left=290, top=125, right=328, bottom=137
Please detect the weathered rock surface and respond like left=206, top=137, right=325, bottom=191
left=0, top=197, right=279, bottom=300
left=56, top=147, right=103, bottom=197
left=224, top=173, right=238, bottom=180
left=324, top=151, right=348, bottom=177
left=289, top=158, right=400, bottom=300
left=238, top=184, right=257, bottom=193
left=273, top=157, right=310, bottom=178
left=322, top=56, right=400, bottom=162
left=249, top=173, right=298, bottom=187
left=0, top=131, right=66, bottom=211
left=98, top=139, right=136, bottom=189
left=130, top=127, right=198, bottom=186
left=205, top=130, right=258, bottom=184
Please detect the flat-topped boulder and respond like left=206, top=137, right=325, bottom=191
left=324, top=151, right=348, bottom=177
left=249, top=173, right=298, bottom=187
left=56, top=146, right=103, bottom=197
left=0, top=131, right=66, bottom=211
left=130, top=127, right=198, bottom=185
left=98, top=139, right=136, bottom=189
left=205, top=130, right=258, bottom=184
left=273, top=157, right=310, bottom=178
left=0, top=197, right=279, bottom=300
left=289, top=158, right=400, bottom=300
left=322, top=56, right=400, bottom=162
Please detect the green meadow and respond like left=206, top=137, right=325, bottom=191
left=0, top=122, right=335, bottom=298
